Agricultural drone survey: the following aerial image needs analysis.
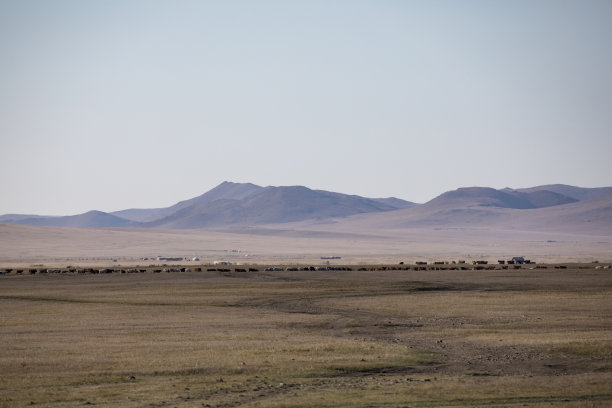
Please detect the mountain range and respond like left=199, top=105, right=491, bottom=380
left=1, top=182, right=611, bottom=234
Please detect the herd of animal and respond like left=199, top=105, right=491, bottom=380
left=0, top=262, right=597, bottom=276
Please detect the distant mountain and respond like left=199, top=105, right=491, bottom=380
left=314, top=194, right=612, bottom=235
left=146, top=185, right=399, bottom=228
left=2, top=183, right=610, bottom=231
left=0, top=214, right=56, bottom=223
left=505, top=184, right=612, bottom=202
left=2, top=181, right=402, bottom=229
left=425, top=187, right=577, bottom=210
left=106, top=182, right=266, bottom=222
left=16, top=210, right=135, bottom=228
left=110, top=208, right=163, bottom=222
left=371, top=197, right=417, bottom=209
left=133, top=181, right=268, bottom=222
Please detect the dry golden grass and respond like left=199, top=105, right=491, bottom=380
left=0, top=266, right=611, bottom=407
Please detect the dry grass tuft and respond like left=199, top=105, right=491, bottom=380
left=0, top=266, right=611, bottom=407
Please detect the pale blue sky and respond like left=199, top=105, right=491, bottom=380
left=1, top=0, right=611, bottom=215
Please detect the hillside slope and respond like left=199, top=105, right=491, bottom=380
left=16, top=210, right=135, bottom=228
left=506, top=184, right=612, bottom=201
left=147, top=186, right=399, bottom=228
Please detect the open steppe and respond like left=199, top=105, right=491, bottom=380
left=1, top=265, right=611, bottom=407
left=1, top=222, right=611, bottom=267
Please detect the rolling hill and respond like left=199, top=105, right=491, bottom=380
left=1, top=182, right=415, bottom=229
left=505, top=184, right=612, bottom=202
left=297, top=187, right=612, bottom=235
left=144, top=185, right=405, bottom=228
left=15, top=210, right=135, bottom=228
left=425, top=187, right=577, bottom=210
left=1, top=183, right=610, bottom=233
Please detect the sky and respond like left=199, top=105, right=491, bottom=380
left=1, top=0, right=611, bottom=215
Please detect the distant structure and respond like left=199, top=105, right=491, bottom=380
left=321, top=256, right=341, bottom=260
left=510, top=256, right=532, bottom=264
left=512, top=256, right=525, bottom=264
left=157, top=256, right=184, bottom=262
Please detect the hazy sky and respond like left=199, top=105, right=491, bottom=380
left=1, top=0, right=611, bottom=215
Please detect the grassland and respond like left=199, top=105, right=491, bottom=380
left=1, top=265, right=611, bottom=407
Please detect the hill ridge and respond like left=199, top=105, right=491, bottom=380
left=1, top=182, right=610, bottom=230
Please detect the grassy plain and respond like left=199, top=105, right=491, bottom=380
left=1, top=266, right=611, bottom=407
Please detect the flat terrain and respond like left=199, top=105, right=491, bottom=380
left=1, top=223, right=611, bottom=267
left=1, top=265, right=611, bottom=407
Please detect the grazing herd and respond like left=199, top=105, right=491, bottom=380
left=0, top=262, right=606, bottom=277
left=0, top=267, right=199, bottom=275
